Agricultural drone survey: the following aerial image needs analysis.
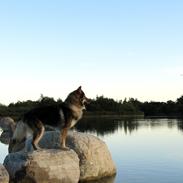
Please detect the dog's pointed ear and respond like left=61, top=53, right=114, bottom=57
left=76, top=86, right=82, bottom=93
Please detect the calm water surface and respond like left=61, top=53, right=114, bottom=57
left=1, top=117, right=183, bottom=183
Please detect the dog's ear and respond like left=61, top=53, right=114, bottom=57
left=76, top=86, right=82, bottom=93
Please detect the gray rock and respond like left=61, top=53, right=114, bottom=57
left=0, top=164, right=9, bottom=183
left=84, top=176, right=116, bottom=183
left=0, top=117, right=15, bottom=131
left=4, top=149, right=80, bottom=183
left=0, top=131, right=11, bottom=144
left=0, top=117, right=15, bottom=146
left=67, top=132, right=116, bottom=181
left=0, top=117, right=15, bottom=138
left=10, top=131, right=116, bottom=182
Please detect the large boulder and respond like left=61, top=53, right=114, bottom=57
left=0, top=164, right=9, bottom=183
left=9, top=131, right=116, bottom=182
left=67, top=132, right=116, bottom=181
left=4, top=149, right=80, bottom=183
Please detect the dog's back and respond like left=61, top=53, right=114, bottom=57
left=23, top=105, right=64, bottom=127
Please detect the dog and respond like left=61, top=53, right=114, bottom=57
left=10, top=86, right=90, bottom=151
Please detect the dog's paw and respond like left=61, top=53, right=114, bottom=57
left=61, top=146, right=70, bottom=151
left=35, top=147, right=43, bottom=152
left=32, top=144, right=42, bottom=151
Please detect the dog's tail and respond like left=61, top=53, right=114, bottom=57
left=12, top=120, right=30, bottom=143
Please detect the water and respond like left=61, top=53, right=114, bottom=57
left=76, top=117, right=183, bottom=183
left=1, top=117, right=183, bottom=183
left=0, top=129, right=9, bottom=163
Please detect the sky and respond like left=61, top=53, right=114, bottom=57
left=0, top=0, right=183, bottom=105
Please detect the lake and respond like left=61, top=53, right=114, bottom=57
left=1, top=117, right=183, bottom=183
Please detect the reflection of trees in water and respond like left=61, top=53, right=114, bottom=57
left=177, top=118, right=183, bottom=131
left=75, top=117, right=140, bottom=136
left=120, top=119, right=139, bottom=134
left=144, top=118, right=177, bottom=129
left=75, top=117, right=183, bottom=136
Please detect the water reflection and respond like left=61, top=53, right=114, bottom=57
left=177, top=118, right=183, bottom=131
left=75, top=117, right=139, bottom=136
left=76, top=117, right=183, bottom=136
left=1, top=117, right=183, bottom=144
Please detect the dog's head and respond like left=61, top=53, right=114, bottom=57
left=65, top=86, right=91, bottom=110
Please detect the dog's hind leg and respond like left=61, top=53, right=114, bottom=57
left=32, top=120, right=45, bottom=150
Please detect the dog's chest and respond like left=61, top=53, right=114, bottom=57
left=70, top=119, right=78, bottom=128
left=70, top=111, right=83, bottom=128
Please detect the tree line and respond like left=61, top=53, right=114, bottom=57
left=88, top=95, right=183, bottom=117
left=0, top=95, right=183, bottom=120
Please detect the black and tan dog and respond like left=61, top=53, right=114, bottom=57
left=10, top=86, right=90, bottom=151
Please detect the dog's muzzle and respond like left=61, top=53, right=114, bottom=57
left=81, top=97, right=91, bottom=110
left=83, top=97, right=91, bottom=104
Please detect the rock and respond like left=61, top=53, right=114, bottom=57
left=84, top=175, right=116, bottom=183
left=0, top=164, right=9, bottom=183
left=0, top=117, right=15, bottom=136
left=9, top=131, right=116, bottom=182
left=0, top=117, right=16, bottom=145
left=8, top=140, right=25, bottom=154
left=4, top=149, right=80, bottom=183
left=67, top=132, right=116, bottom=182
left=0, top=131, right=11, bottom=144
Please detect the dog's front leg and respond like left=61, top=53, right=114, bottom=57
left=60, top=127, right=70, bottom=150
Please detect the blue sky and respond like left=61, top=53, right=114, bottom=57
left=0, top=0, right=183, bottom=104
